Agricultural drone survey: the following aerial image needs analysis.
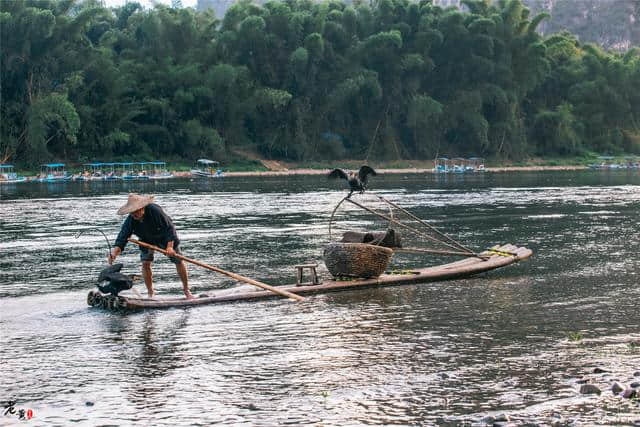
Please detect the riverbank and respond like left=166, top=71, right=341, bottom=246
left=9, top=153, right=637, bottom=179
left=173, top=164, right=589, bottom=177
left=9, top=164, right=592, bottom=181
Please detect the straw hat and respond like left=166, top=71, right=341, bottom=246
left=117, top=193, right=155, bottom=215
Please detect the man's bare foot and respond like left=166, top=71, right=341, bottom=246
left=184, top=291, right=195, bottom=300
left=148, top=292, right=155, bottom=299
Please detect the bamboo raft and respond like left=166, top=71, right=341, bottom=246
left=87, top=243, right=532, bottom=311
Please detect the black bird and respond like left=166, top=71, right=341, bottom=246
left=328, top=165, right=377, bottom=197
left=97, top=263, right=135, bottom=296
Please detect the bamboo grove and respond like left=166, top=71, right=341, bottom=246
left=2, top=0, right=639, bottom=166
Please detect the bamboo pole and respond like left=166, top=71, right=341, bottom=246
left=128, top=239, right=305, bottom=302
left=328, top=196, right=348, bottom=240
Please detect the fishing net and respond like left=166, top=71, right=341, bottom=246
left=328, top=193, right=483, bottom=259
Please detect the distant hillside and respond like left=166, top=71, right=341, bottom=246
left=197, top=0, right=235, bottom=19
left=522, top=0, right=638, bottom=50
left=199, top=0, right=637, bottom=51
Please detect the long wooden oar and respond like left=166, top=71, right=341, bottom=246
left=128, top=239, right=305, bottom=302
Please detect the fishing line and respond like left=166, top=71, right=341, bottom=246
left=75, top=228, right=112, bottom=258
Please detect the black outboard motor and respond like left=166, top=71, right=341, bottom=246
left=97, top=263, right=134, bottom=296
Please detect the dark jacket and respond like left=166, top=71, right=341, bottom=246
left=114, top=203, right=179, bottom=250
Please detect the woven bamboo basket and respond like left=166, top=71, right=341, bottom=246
left=323, top=243, right=393, bottom=278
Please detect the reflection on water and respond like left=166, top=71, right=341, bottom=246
left=1, top=171, right=639, bottom=425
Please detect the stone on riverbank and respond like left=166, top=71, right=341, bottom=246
left=580, top=384, right=602, bottom=395
left=612, top=382, right=625, bottom=394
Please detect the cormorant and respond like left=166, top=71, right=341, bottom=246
left=328, top=165, right=377, bottom=197
left=97, top=263, right=135, bottom=296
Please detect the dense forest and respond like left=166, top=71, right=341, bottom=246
left=1, top=0, right=639, bottom=166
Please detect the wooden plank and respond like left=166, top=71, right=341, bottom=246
left=89, top=244, right=532, bottom=311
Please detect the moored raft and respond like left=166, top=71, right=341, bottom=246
left=87, top=243, right=532, bottom=311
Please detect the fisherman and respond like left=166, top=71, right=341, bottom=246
left=109, top=193, right=194, bottom=299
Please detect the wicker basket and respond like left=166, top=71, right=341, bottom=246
left=323, top=243, right=393, bottom=278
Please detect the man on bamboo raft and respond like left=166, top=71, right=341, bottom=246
left=108, top=193, right=194, bottom=299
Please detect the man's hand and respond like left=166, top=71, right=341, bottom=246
left=166, top=242, right=176, bottom=258
left=109, top=247, right=121, bottom=265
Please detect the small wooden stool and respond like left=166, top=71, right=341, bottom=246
left=294, top=264, right=320, bottom=286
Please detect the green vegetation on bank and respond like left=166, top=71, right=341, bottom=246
left=1, top=0, right=640, bottom=168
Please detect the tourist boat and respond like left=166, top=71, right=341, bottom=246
left=82, top=162, right=107, bottom=180
left=87, top=243, right=532, bottom=311
left=434, top=157, right=486, bottom=174
left=101, top=162, right=120, bottom=180
left=34, top=163, right=72, bottom=182
left=83, top=162, right=120, bottom=180
left=191, top=159, right=223, bottom=178
left=588, top=156, right=626, bottom=170
left=452, top=158, right=466, bottom=173
left=467, top=157, right=486, bottom=172
left=73, top=165, right=93, bottom=181
left=117, top=162, right=148, bottom=180
left=434, top=157, right=450, bottom=173
left=0, top=164, right=27, bottom=184
left=623, top=156, right=639, bottom=169
left=147, top=161, right=174, bottom=180
left=133, top=162, right=151, bottom=180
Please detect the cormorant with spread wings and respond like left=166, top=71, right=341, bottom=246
left=328, top=165, right=377, bottom=198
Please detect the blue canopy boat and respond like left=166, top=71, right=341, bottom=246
left=35, top=163, right=71, bottom=182
left=119, top=162, right=151, bottom=180
left=467, top=157, right=486, bottom=172
left=452, top=157, right=466, bottom=173
left=147, top=161, right=174, bottom=179
left=0, top=164, right=27, bottom=184
left=101, top=162, right=119, bottom=180
left=434, top=157, right=450, bottom=173
left=118, top=162, right=136, bottom=180
left=191, top=159, right=223, bottom=178
left=83, top=162, right=106, bottom=180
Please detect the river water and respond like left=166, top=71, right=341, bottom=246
left=1, top=171, right=639, bottom=426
